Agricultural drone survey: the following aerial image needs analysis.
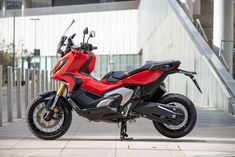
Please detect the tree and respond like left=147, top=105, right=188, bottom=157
left=0, top=40, right=13, bottom=84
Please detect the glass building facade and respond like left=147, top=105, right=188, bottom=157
left=23, top=53, right=142, bottom=80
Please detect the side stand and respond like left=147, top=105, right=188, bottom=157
left=120, top=121, right=132, bottom=140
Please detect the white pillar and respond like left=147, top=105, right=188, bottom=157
left=2, top=0, right=6, bottom=16
left=213, top=0, right=234, bottom=75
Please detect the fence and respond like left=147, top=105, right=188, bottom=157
left=0, top=52, right=142, bottom=126
left=0, top=65, right=60, bottom=127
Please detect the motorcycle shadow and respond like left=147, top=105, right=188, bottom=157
left=57, top=138, right=206, bottom=143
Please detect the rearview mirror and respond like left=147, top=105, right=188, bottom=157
left=83, top=27, right=88, bottom=35
left=87, top=31, right=96, bottom=43
left=89, top=31, right=96, bottom=38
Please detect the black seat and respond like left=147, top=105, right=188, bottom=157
left=102, top=60, right=180, bottom=82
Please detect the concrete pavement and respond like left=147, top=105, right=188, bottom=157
left=0, top=106, right=235, bottom=157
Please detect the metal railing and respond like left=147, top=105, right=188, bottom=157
left=195, top=19, right=233, bottom=74
left=218, top=40, right=235, bottom=71
left=195, top=19, right=209, bottom=43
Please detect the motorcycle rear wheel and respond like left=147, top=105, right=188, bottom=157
left=153, top=93, right=197, bottom=138
left=26, top=96, right=72, bottom=140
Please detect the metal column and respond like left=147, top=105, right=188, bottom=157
left=7, top=66, right=13, bottom=122
left=25, top=69, right=29, bottom=110
left=213, top=0, right=234, bottom=75
left=16, top=68, right=21, bottom=118
left=0, top=65, right=2, bottom=126
left=31, top=69, right=35, bottom=100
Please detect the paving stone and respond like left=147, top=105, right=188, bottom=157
left=0, top=106, right=235, bottom=157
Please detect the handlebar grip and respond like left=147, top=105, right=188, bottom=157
left=93, top=46, right=98, bottom=50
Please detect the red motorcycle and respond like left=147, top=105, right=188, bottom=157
left=26, top=20, right=201, bottom=140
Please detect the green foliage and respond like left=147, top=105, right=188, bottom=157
left=0, top=39, right=14, bottom=84
left=0, top=51, right=13, bottom=66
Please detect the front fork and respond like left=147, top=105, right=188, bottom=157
left=44, top=83, right=67, bottom=121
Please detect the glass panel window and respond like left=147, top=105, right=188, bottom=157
left=6, top=1, right=22, bottom=9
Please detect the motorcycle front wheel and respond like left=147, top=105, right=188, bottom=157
left=153, top=93, right=197, bottom=138
left=26, top=96, right=72, bottom=140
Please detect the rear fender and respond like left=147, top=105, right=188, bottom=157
left=169, top=69, right=202, bottom=93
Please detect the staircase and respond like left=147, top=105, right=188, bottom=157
left=193, top=0, right=235, bottom=78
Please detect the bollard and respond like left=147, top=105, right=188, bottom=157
left=37, top=70, right=40, bottom=94
left=25, top=69, right=29, bottom=110
left=53, top=79, right=56, bottom=91
left=50, top=79, right=53, bottom=91
left=55, top=80, right=57, bottom=90
left=56, top=80, right=58, bottom=90
left=41, top=70, right=45, bottom=92
left=0, top=65, right=2, bottom=127
left=45, top=70, right=49, bottom=91
left=7, top=66, right=13, bottom=122
left=50, top=71, right=53, bottom=90
left=16, top=68, right=22, bottom=118
left=31, top=69, right=35, bottom=100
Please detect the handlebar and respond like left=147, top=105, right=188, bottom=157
left=57, top=31, right=97, bottom=57
left=93, top=46, right=97, bottom=50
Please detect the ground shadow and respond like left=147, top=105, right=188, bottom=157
left=56, top=137, right=206, bottom=143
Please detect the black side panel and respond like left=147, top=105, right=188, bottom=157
left=141, top=74, right=167, bottom=100
left=79, top=107, right=122, bottom=122
left=70, top=89, right=97, bottom=109
left=83, top=90, right=101, bottom=100
left=108, top=94, right=122, bottom=108
left=80, top=51, right=93, bottom=74
left=61, top=72, right=83, bottom=92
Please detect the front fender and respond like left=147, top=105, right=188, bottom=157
left=38, top=91, right=56, bottom=98
left=38, top=91, right=73, bottom=111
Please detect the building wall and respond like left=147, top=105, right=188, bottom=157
left=138, top=0, right=235, bottom=113
left=0, top=5, right=137, bottom=56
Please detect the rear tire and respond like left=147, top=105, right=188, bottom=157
left=26, top=96, right=72, bottom=140
left=153, top=93, right=197, bottom=138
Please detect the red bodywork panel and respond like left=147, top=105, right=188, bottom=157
left=52, top=49, right=164, bottom=96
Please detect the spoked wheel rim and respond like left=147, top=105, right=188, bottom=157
left=32, top=102, right=65, bottom=133
left=163, top=102, right=188, bottom=130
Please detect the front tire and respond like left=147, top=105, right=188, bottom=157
left=26, top=96, right=72, bottom=140
left=153, top=93, right=197, bottom=138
